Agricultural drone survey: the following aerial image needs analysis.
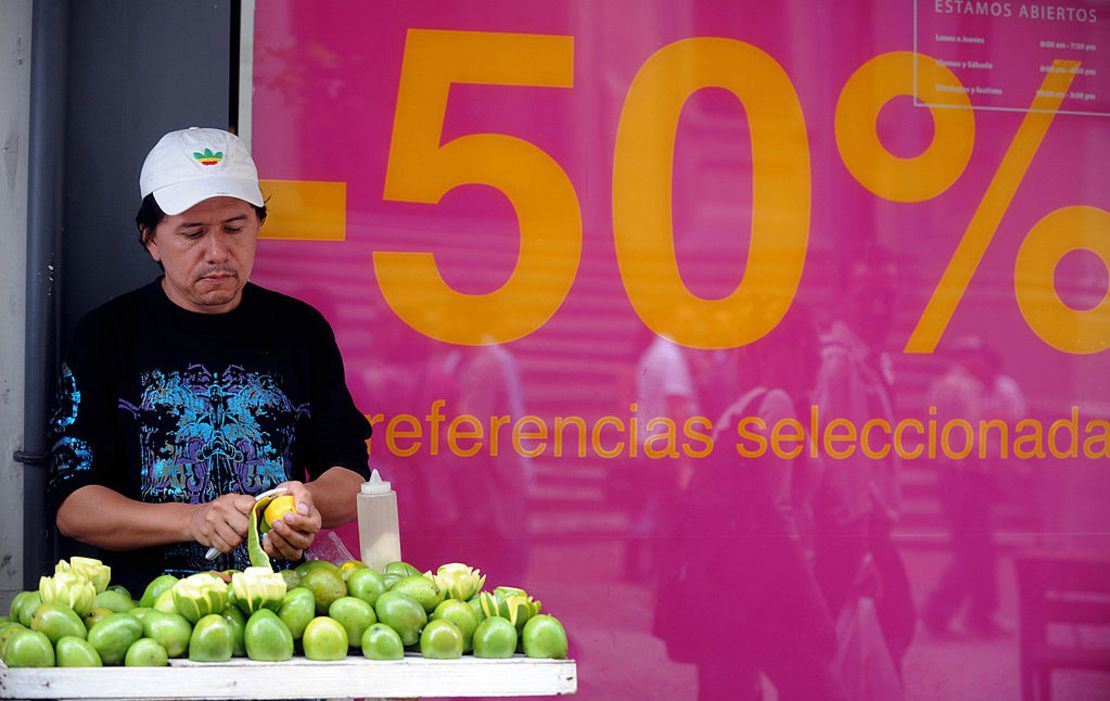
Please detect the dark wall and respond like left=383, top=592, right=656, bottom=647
left=26, top=0, right=234, bottom=583
left=62, top=0, right=234, bottom=334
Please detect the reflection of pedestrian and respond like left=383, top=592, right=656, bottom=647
left=407, top=341, right=533, bottom=583
left=922, top=337, right=1013, bottom=637
left=625, top=334, right=698, bottom=580
left=812, top=251, right=916, bottom=674
left=654, top=308, right=845, bottom=701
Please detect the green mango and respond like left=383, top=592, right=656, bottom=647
left=473, top=616, right=517, bottom=659
left=382, top=561, right=421, bottom=578
left=374, top=591, right=426, bottom=647
left=468, top=595, right=486, bottom=623
left=1, top=628, right=55, bottom=667
left=128, top=607, right=153, bottom=622
left=222, top=606, right=246, bottom=657
left=124, top=637, right=168, bottom=666
left=188, top=613, right=233, bottom=662
left=83, top=607, right=114, bottom=629
left=17, top=592, right=42, bottom=628
left=138, top=574, right=179, bottom=608
left=279, top=569, right=302, bottom=591
left=0, top=615, right=9, bottom=625
left=244, top=609, right=293, bottom=661
left=521, top=614, right=568, bottom=659
left=346, top=568, right=387, bottom=608
left=361, top=623, right=404, bottom=660
left=107, top=584, right=132, bottom=599
left=87, top=613, right=143, bottom=665
left=328, top=597, right=376, bottom=649
left=294, top=559, right=338, bottom=577
left=388, top=576, right=439, bottom=607
left=8, top=591, right=34, bottom=621
left=56, top=635, right=102, bottom=666
left=141, top=610, right=192, bottom=658
left=301, top=616, right=347, bottom=661
left=94, top=590, right=135, bottom=614
left=30, top=602, right=87, bottom=643
left=419, top=619, right=463, bottom=659
left=277, top=587, right=315, bottom=640
left=431, top=599, right=479, bottom=652
left=0, top=622, right=28, bottom=658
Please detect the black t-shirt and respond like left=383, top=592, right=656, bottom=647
left=48, top=279, right=372, bottom=592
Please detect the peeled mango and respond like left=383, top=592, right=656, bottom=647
left=153, top=589, right=178, bottom=614
left=244, top=609, right=293, bottom=661
left=87, top=613, right=143, bottom=666
left=188, top=613, right=233, bottom=662
left=57, top=557, right=111, bottom=594
left=231, top=567, right=287, bottom=615
left=432, top=563, right=486, bottom=601
left=480, top=587, right=541, bottom=634
left=172, top=573, right=229, bottom=623
left=40, top=571, right=96, bottom=618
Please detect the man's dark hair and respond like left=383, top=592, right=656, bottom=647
left=135, top=194, right=268, bottom=250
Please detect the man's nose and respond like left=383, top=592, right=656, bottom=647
left=204, top=231, right=231, bottom=261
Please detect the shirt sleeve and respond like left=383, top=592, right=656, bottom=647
left=299, top=311, right=373, bottom=480
left=47, top=315, right=124, bottom=514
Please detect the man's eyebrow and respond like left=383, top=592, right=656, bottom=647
left=173, top=213, right=249, bottom=230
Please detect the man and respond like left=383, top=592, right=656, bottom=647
left=48, top=127, right=371, bottom=593
left=812, top=251, right=916, bottom=674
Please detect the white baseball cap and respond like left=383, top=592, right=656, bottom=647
left=139, top=127, right=264, bottom=215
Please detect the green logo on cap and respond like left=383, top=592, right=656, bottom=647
left=193, top=148, right=223, bottom=166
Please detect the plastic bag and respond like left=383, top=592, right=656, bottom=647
left=306, top=529, right=355, bottom=564
left=834, top=595, right=905, bottom=701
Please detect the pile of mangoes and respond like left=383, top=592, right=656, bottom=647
left=0, top=557, right=568, bottom=667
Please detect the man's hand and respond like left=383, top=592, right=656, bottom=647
left=263, top=481, right=322, bottom=560
left=189, top=493, right=255, bottom=554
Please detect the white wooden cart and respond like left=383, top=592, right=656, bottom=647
left=0, top=655, right=577, bottom=699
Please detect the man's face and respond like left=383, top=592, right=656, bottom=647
left=144, top=197, right=260, bottom=314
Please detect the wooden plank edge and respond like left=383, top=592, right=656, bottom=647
left=1, top=657, right=577, bottom=699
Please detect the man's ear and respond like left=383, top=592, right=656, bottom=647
left=142, top=227, right=161, bottom=262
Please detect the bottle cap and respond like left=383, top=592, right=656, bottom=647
left=361, top=468, right=392, bottom=495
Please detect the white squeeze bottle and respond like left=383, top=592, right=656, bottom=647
left=357, top=469, right=402, bottom=571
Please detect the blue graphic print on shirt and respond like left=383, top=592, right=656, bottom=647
left=118, top=364, right=310, bottom=504
left=50, top=363, right=93, bottom=487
